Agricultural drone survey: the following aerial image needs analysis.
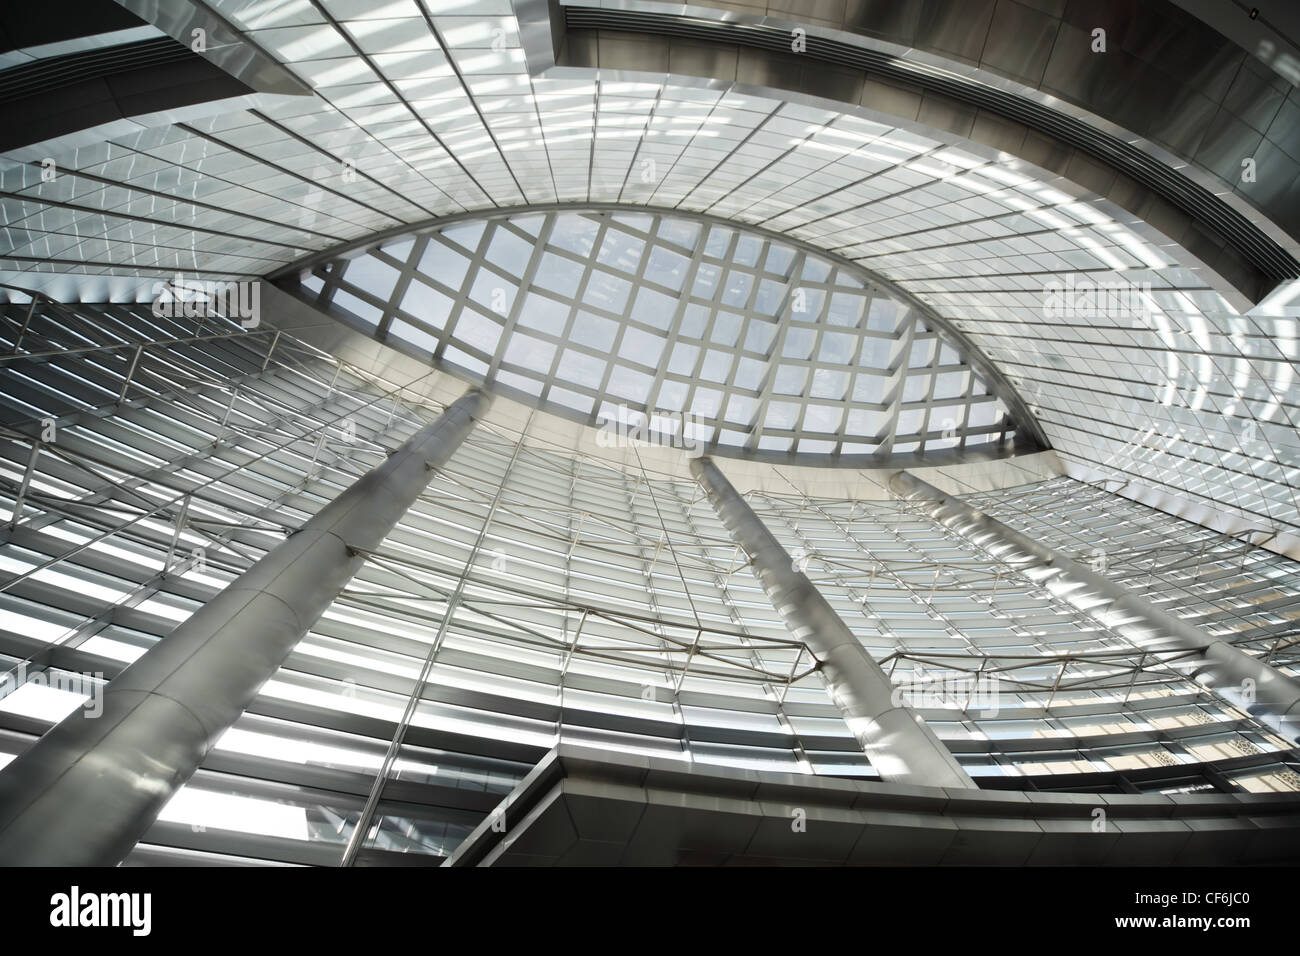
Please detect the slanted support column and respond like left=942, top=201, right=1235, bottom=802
left=890, top=470, right=1300, bottom=741
left=690, top=457, right=974, bottom=789
left=0, top=388, right=490, bottom=866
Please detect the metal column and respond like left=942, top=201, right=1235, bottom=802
left=890, top=470, right=1300, bottom=740
left=690, top=457, right=974, bottom=789
left=0, top=388, right=490, bottom=866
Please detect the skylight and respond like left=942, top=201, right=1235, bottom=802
left=294, top=208, right=1030, bottom=463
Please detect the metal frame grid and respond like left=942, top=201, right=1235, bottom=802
left=298, top=206, right=1021, bottom=463
left=0, top=301, right=1296, bottom=863
left=964, top=477, right=1300, bottom=677
left=0, top=0, right=1292, bottom=542
left=743, top=484, right=1300, bottom=788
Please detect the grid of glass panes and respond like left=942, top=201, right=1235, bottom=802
left=299, top=209, right=1015, bottom=462
left=0, top=0, right=1293, bottom=544
left=0, top=302, right=1295, bottom=868
left=964, top=477, right=1300, bottom=681
left=741, top=488, right=1297, bottom=782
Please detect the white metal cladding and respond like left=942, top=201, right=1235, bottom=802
left=297, top=208, right=1020, bottom=462
left=0, top=301, right=1296, bottom=864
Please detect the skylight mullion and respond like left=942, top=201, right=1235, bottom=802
left=641, top=213, right=715, bottom=425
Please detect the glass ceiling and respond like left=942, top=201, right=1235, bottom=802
left=0, top=0, right=1294, bottom=543
left=0, top=301, right=1294, bottom=863
left=293, top=209, right=1026, bottom=463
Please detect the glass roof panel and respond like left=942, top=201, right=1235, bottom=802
left=485, top=227, right=533, bottom=274
left=418, top=241, right=470, bottom=291
left=584, top=271, right=631, bottom=312
left=534, top=252, right=584, bottom=298
left=312, top=208, right=1028, bottom=464
left=515, top=292, right=567, bottom=336
left=453, top=309, right=503, bottom=354
left=656, top=217, right=700, bottom=250
left=619, top=326, right=665, bottom=367
left=596, top=228, right=644, bottom=273
left=400, top=279, right=453, bottom=325
left=347, top=256, right=400, bottom=300
left=550, top=214, right=600, bottom=256
left=645, top=246, right=690, bottom=291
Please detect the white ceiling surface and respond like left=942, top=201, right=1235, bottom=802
left=0, top=0, right=1293, bottom=552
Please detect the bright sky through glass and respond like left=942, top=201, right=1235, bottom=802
left=301, top=209, right=1017, bottom=462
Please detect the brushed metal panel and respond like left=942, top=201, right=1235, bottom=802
left=1223, top=55, right=1288, bottom=135
left=858, top=75, right=923, bottom=121
left=1042, top=23, right=1152, bottom=118
left=768, top=0, right=848, bottom=29
left=1018, top=128, right=1072, bottom=174
left=667, top=38, right=739, bottom=81
left=1014, top=0, right=1066, bottom=15
left=1066, top=0, right=1242, bottom=102
left=735, top=46, right=803, bottom=90
left=914, top=0, right=998, bottom=66
left=114, top=0, right=311, bottom=97
left=1237, top=137, right=1300, bottom=215
left=1059, top=0, right=1136, bottom=33
left=1062, top=148, right=1117, bottom=196
left=1179, top=44, right=1246, bottom=104
left=597, top=30, right=669, bottom=72
left=981, top=0, right=1061, bottom=86
left=1265, top=92, right=1300, bottom=163
left=968, top=110, right=1029, bottom=152
left=1195, top=107, right=1266, bottom=184
left=1180, top=218, right=1229, bottom=268
left=560, top=27, right=597, bottom=66
left=802, top=63, right=865, bottom=104
left=843, top=0, right=923, bottom=44
left=916, top=94, right=977, bottom=137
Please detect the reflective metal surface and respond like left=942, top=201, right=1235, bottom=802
left=844, top=0, right=1300, bottom=244
left=0, top=300, right=1294, bottom=864
left=692, top=456, right=975, bottom=788
left=540, top=6, right=1300, bottom=555
left=0, top=0, right=1289, bottom=546
left=562, top=2, right=1300, bottom=284
left=0, top=387, right=488, bottom=866
left=890, top=469, right=1300, bottom=741
left=115, top=0, right=313, bottom=96
left=445, top=744, right=1300, bottom=866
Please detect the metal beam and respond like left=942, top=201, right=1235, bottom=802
left=340, top=409, right=531, bottom=866
left=8, top=441, right=39, bottom=530
left=890, top=470, right=1300, bottom=741
left=0, top=388, right=489, bottom=866
left=690, top=456, right=975, bottom=789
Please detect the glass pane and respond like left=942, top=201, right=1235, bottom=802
left=418, top=240, right=470, bottom=291
left=345, top=257, right=399, bottom=299
left=502, top=332, right=555, bottom=374
left=400, top=279, right=453, bottom=326
left=484, top=226, right=533, bottom=274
